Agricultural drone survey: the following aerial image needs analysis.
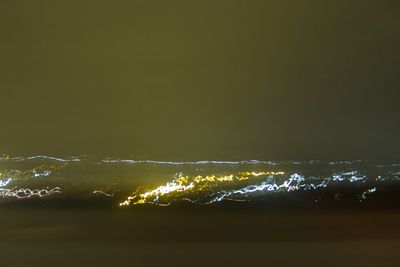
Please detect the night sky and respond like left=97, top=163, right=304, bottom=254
left=1, top=0, right=399, bottom=159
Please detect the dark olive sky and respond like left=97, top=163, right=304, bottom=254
left=0, top=0, right=399, bottom=160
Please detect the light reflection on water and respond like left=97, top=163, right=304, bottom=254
left=0, top=156, right=399, bottom=207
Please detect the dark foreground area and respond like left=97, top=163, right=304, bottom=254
left=1, top=207, right=400, bottom=267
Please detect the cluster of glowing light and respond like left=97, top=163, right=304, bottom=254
left=332, top=171, right=366, bottom=183
left=0, top=157, right=394, bottom=206
left=360, top=187, right=377, bottom=201
left=0, top=187, right=61, bottom=199
left=119, top=169, right=376, bottom=207
left=119, top=171, right=285, bottom=206
left=0, top=178, right=12, bottom=187
left=0, top=165, right=63, bottom=181
left=93, top=190, right=114, bottom=197
left=32, top=169, right=51, bottom=178
left=209, top=173, right=330, bottom=203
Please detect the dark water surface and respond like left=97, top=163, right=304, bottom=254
left=1, top=207, right=400, bottom=267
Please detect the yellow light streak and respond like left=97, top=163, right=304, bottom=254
left=119, top=171, right=284, bottom=207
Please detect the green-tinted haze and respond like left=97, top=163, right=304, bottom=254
left=1, top=0, right=399, bottom=159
